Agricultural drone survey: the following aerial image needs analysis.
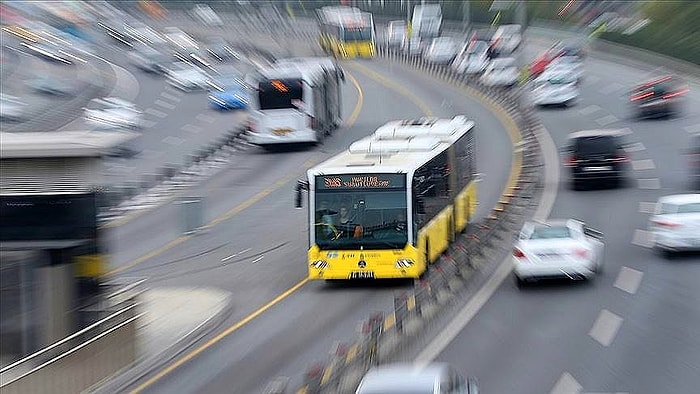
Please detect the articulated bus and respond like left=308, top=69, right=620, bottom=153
left=247, top=57, right=345, bottom=148
left=317, top=6, right=375, bottom=59
left=295, top=116, right=478, bottom=280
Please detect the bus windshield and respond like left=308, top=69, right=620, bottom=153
left=315, top=190, right=408, bottom=250
left=342, top=27, right=372, bottom=42
left=258, top=78, right=303, bottom=110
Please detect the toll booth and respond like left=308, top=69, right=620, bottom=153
left=0, top=130, right=137, bottom=361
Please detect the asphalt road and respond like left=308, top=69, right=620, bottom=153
left=418, top=35, right=700, bottom=394
left=104, top=32, right=516, bottom=394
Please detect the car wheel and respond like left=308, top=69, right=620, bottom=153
left=572, top=179, right=584, bottom=191
left=514, top=274, right=525, bottom=289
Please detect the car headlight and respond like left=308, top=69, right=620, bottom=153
left=395, top=258, right=414, bottom=268
left=311, top=260, right=329, bottom=269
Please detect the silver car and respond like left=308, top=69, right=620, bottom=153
left=355, top=363, right=478, bottom=394
left=649, top=194, right=700, bottom=257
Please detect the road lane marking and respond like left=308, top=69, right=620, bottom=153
left=588, top=309, right=623, bottom=347
left=142, top=120, right=157, bottom=128
left=145, top=108, right=168, bottom=118
left=221, top=248, right=251, bottom=262
left=623, top=142, right=645, bottom=152
left=578, top=104, right=602, bottom=116
left=613, top=266, right=644, bottom=295
left=632, top=229, right=654, bottom=248
left=638, top=178, right=660, bottom=189
left=160, top=91, right=182, bottom=102
left=196, top=113, right=215, bottom=123
left=162, top=136, right=184, bottom=146
left=595, top=114, right=618, bottom=127
left=599, top=82, right=624, bottom=95
left=638, top=201, right=657, bottom=214
left=631, top=159, right=656, bottom=171
left=550, top=372, right=582, bottom=394
left=182, top=124, right=202, bottom=134
left=155, top=99, right=176, bottom=110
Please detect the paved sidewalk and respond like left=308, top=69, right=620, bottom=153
left=90, top=287, right=232, bottom=393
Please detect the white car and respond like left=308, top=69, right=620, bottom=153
left=403, top=36, right=423, bottom=56
left=386, top=21, right=406, bottom=48
left=649, top=194, right=700, bottom=257
left=0, top=94, right=28, bottom=121
left=451, top=41, right=489, bottom=75
left=165, top=61, right=210, bottom=91
left=513, top=219, right=605, bottom=286
left=532, top=71, right=579, bottom=106
left=544, top=56, right=584, bottom=82
left=355, top=363, right=479, bottom=394
left=423, top=37, right=458, bottom=64
left=191, top=4, right=223, bottom=26
left=481, top=57, right=519, bottom=87
left=491, top=24, right=521, bottom=55
left=84, top=97, right=143, bottom=129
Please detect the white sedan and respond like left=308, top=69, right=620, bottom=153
left=513, top=219, right=604, bottom=286
left=423, top=37, right=458, bottom=64
left=531, top=71, right=579, bottom=106
left=544, top=56, right=584, bottom=82
left=481, top=57, right=519, bottom=87
left=649, top=194, right=700, bottom=257
left=84, top=97, right=143, bottom=129
left=165, top=61, right=210, bottom=91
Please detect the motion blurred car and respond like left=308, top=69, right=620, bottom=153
left=544, top=55, right=584, bottom=82
left=84, top=97, right=143, bottom=129
left=480, top=57, right=519, bottom=87
left=191, top=3, right=223, bottom=26
left=559, top=39, right=586, bottom=59
left=423, top=37, right=458, bottom=64
left=470, top=28, right=497, bottom=57
left=125, top=22, right=166, bottom=46
left=490, top=24, right=521, bottom=56
left=0, top=94, right=28, bottom=121
left=532, top=71, right=579, bottom=107
left=688, top=134, right=700, bottom=188
left=561, top=129, right=631, bottom=190
left=355, top=363, right=479, bottom=394
left=452, top=40, right=490, bottom=75
left=402, top=35, right=424, bottom=56
left=649, top=194, right=700, bottom=257
left=174, top=46, right=212, bottom=71
left=386, top=20, right=407, bottom=48
left=26, top=75, right=75, bottom=96
left=513, top=219, right=605, bottom=286
left=165, top=61, right=210, bottom=91
left=629, top=75, right=688, bottom=119
left=530, top=42, right=566, bottom=77
left=21, top=40, right=74, bottom=64
left=98, top=20, right=137, bottom=47
left=129, top=43, right=169, bottom=74
left=203, top=37, right=240, bottom=62
left=207, top=73, right=250, bottom=110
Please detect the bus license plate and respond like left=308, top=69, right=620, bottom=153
left=350, top=271, right=375, bottom=279
left=273, top=128, right=292, bottom=135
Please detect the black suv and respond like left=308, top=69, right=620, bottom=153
left=562, top=129, right=630, bottom=190
left=630, top=75, right=688, bottom=119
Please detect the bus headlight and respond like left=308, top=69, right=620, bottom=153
left=311, top=260, right=330, bottom=269
left=395, top=259, right=414, bottom=269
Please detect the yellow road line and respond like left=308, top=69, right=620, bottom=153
left=320, top=364, right=334, bottom=386
left=383, top=313, right=396, bottom=331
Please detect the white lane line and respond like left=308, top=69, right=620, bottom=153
left=550, top=372, right=582, bottom=394
left=221, top=248, right=251, bottom=262
left=162, top=136, right=184, bottom=146
left=182, top=124, right=202, bottom=134
left=624, top=142, right=646, bottom=153
left=614, top=266, right=644, bottom=295
left=145, top=108, right=168, bottom=118
left=160, top=91, right=181, bottom=102
left=599, top=82, right=625, bottom=95
left=638, top=178, right=661, bottom=189
left=595, top=114, right=619, bottom=127
left=639, top=201, right=657, bottom=214
left=154, top=99, right=176, bottom=110
left=589, top=309, right=623, bottom=347
left=632, top=229, right=655, bottom=248
left=141, top=119, right=157, bottom=128
left=631, top=159, right=656, bottom=171
left=196, top=113, right=215, bottom=123
left=251, top=255, right=265, bottom=264
left=578, top=104, right=602, bottom=116
left=683, top=124, right=700, bottom=135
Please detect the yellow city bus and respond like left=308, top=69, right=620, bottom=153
left=317, top=6, right=375, bottom=59
left=295, top=116, right=477, bottom=280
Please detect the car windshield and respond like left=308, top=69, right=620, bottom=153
left=661, top=202, right=700, bottom=214
left=343, top=27, right=372, bottom=41
left=257, top=78, right=303, bottom=110
left=529, top=225, right=571, bottom=239
left=574, top=136, right=616, bottom=155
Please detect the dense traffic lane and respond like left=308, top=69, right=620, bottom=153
left=114, top=53, right=518, bottom=393
left=425, top=37, right=700, bottom=394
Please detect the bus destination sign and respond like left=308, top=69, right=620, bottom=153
left=316, top=174, right=405, bottom=190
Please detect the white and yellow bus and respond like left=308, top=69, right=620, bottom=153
left=317, top=6, right=375, bottom=59
left=295, top=116, right=478, bottom=280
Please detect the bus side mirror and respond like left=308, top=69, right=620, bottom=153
left=295, top=180, right=308, bottom=209
left=416, top=196, right=426, bottom=215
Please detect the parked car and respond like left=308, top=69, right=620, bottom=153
left=203, top=37, right=240, bottom=62
left=532, top=70, right=579, bottom=107
left=207, top=73, right=250, bottom=110
left=544, top=55, right=584, bottom=82
left=648, top=194, right=700, bottom=257
left=386, top=20, right=407, bottom=48
left=452, top=40, right=489, bottom=75
left=191, top=3, right=223, bottom=26
left=561, top=129, right=631, bottom=190
left=129, top=43, right=169, bottom=74
left=403, top=35, right=424, bottom=56
left=355, top=363, right=479, bottom=394
left=165, top=61, right=210, bottom=91
left=491, top=24, right=521, bottom=56
left=423, top=37, right=458, bottom=64
left=84, top=97, right=143, bottom=129
left=629, top=75, right=688, bottom=119
left=513, top=219, right=605, bottom=286
left=481, top=57, right=519, bottom=87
